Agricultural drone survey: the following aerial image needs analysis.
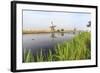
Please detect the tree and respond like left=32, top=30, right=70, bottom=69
left=57, top=29, right=60, bottom=32
left=87, top=21, right=91, bottom=27
left=61, top=29, right=64, bottom=32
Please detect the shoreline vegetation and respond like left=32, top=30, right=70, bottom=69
left=22, top=29, right=75, bottom=34
left=23, top=32, right=91, bottom=63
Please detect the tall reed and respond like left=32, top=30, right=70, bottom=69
left=23, top=32, right=91, bottom=62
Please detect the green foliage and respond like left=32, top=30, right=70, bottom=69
left=35, top=49, right=44, bottom=62
left=57, top=29, right=60, bottom=32
left=23, top=49, right=34, bottom=62
left=23, top=32, right=91, bottom=62
left=61, top=29, right=64, bottom=32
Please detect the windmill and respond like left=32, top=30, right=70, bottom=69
left=50, top=21, right=56, bottom=32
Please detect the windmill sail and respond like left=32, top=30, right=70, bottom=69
left=50, top=21, right=56, bottom=32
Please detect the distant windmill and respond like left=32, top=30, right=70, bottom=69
left=50, top=21, right=56, bottom=32
left=73, top=27, right=77, bottom=34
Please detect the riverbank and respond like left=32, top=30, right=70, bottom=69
left=22, top=30, right=74, bottom=34
left=23, top=32, right=91, bottom=62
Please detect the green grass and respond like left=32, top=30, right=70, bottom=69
left=23, top=32, right=91, bottom=63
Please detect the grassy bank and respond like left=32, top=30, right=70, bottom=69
left=23, top=32, right=91, bottom=62
left=22, top=30, right=74, bottom=34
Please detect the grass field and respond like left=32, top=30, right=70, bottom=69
left=23, top=32, right=91, bottom=63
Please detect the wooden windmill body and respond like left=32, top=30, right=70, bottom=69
left=50, top=21, right=56, bottom=32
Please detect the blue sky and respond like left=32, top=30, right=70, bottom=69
left=23, top=10, right=91, bottom=30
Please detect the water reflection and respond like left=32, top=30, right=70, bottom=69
left=23, top=32, right=75, bottom=58
left=51, top=32, right=56, bottom=38
left=61, top=33, right=64, bottom=36
left=50, top=32, right=65, bottom=38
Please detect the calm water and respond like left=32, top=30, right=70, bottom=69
left=23, top=33, right=75, bottom=56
